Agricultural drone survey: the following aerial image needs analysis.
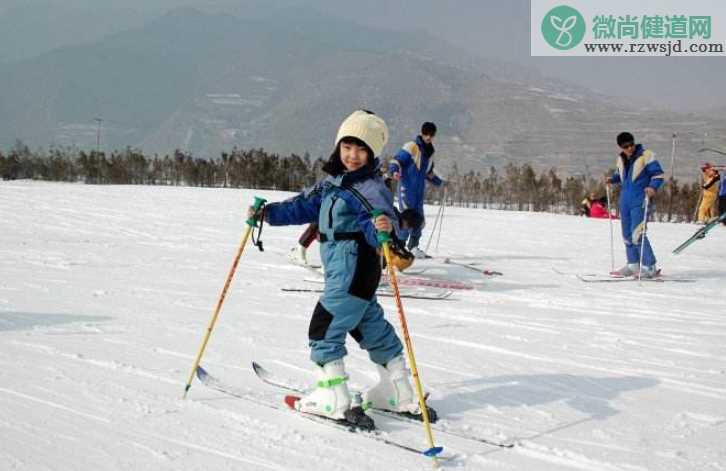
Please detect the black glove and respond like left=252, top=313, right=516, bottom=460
left=389, top=244, right=414, bottom=271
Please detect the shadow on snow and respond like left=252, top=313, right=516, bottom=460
left=434, top=373, right=658, bottom=420
left=0, top=312, right=112, bottom=332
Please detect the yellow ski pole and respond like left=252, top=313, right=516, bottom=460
left=183, top=196, right=266, bottom=399
left=373, top=210, right=443, bottom=460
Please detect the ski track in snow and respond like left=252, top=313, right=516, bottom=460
left=1, top=181, right=725, bottom=470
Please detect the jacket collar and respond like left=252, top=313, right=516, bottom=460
left=620, top=143, right=644, bottom=161
left=327, top=158, right=381, bottom=187
left=416, top=135, right=435, bottom=159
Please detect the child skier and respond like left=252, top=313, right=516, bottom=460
left=248, top=110, right=433, bottom=427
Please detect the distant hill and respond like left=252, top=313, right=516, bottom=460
left=1, top=7, right=724, bottom=178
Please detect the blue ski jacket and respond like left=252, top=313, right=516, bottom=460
left=610, top=144, right=665, bottom=208
left=265, top=159, right=399, bottom=250
left=387, top=136, right=443, bottom=212
left=263, top=159, right=404, bottom=365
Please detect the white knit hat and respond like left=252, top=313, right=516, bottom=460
left=335, top=110, right=389, bottom=157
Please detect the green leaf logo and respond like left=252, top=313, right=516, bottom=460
left=542, top=5, right=586, bottom=50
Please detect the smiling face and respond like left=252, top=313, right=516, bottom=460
left=339, top=140, right=371, bottom=172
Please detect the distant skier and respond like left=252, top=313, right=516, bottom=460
left=580, top=192, right=595, bottom=216
left=388, top=122, right=444, bottom=258
left=580, top=192, right=609, bottom=218
left=288, top=223, right=320, bottom=267
left=248, top=110, right=433, bottom=427
left=697, top=163, right=720, bottom=223
left=605, top=132, right=665, bottom=278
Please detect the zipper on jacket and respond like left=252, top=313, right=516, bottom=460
left=328, top=196, right=338, bottom=229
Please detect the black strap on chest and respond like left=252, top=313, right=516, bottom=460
left=319, top=185, right=376, bottom=245
left=318, top=232, right=365, bottom=243
left=342, top=184, right=374, bottom=213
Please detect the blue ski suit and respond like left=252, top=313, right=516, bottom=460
left=388, top=136, right=444, bottom=249
left=610, top=144, right=665, bottom=266
left=265, top=160, right=404, bottom=366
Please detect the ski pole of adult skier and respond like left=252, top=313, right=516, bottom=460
left=374, top=210, right=442, bottom=460
left=183, top=196, right=266, bottom=398
left=435, top=188, right=447, bottom=253
left=606, top=184, right=615, bottom=273
left=424, top=194, right=445, bottom=254
left=637, top=195, right=650, bottom=281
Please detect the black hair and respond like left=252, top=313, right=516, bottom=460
left=616, top=132, right=635, bottom=147
left=421, top=122, right=437, bottom=137
left=322, top=136, right=374, bottom=176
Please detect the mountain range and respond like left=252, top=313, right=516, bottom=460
left=1, top=6, right=724, bottom=178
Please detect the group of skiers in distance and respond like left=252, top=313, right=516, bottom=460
left=582, top=158, right=726, bottom=226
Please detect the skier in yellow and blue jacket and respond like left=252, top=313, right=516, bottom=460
left=387, top=122, right=444, bottom=258
left=606, top=132, right=665, bottom=278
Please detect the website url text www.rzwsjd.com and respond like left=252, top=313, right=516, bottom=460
left=583, top=40, right=724, bottom=55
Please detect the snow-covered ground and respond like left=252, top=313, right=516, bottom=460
left=1, top=181, right=724, bottom=471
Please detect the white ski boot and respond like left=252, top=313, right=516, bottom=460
left=639, top=265, right=660, bottom=279
left=290, top=359, right=373, bottom=429
left=610, top=263, right=639, bottom=278
left=363, top=355, right=437, bottom=421
left=295, top=359, right=351, bottom=419
left=410, top=247, right=430, bottom=259
left=287, top=244, right=308, bottom=267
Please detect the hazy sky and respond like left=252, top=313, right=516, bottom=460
left=320, top=0, right=726, bottom=112
left=2, top=0, right=724, bottom=112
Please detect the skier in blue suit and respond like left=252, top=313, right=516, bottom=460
left=388, top=122, right=444, bottom=258
left=248, top=110, right=433, bottom=426
left=606, top=132, right=665, bottom=278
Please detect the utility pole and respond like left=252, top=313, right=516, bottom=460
left=667, top=133, right=677, bottom=222
left=94, top=117, right=103, bottom=154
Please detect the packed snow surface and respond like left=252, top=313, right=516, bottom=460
left=1, top=181, right=724, bottom=470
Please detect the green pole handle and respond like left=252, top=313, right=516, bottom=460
left=246, top=196, right=267, bottom=227
left=371, top=209, right=391, bottom=243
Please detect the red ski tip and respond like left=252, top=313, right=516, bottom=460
left=284, top=395, right=300, bottom=409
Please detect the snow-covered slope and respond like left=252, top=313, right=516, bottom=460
left=1, top=181, right=724, bottom=470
